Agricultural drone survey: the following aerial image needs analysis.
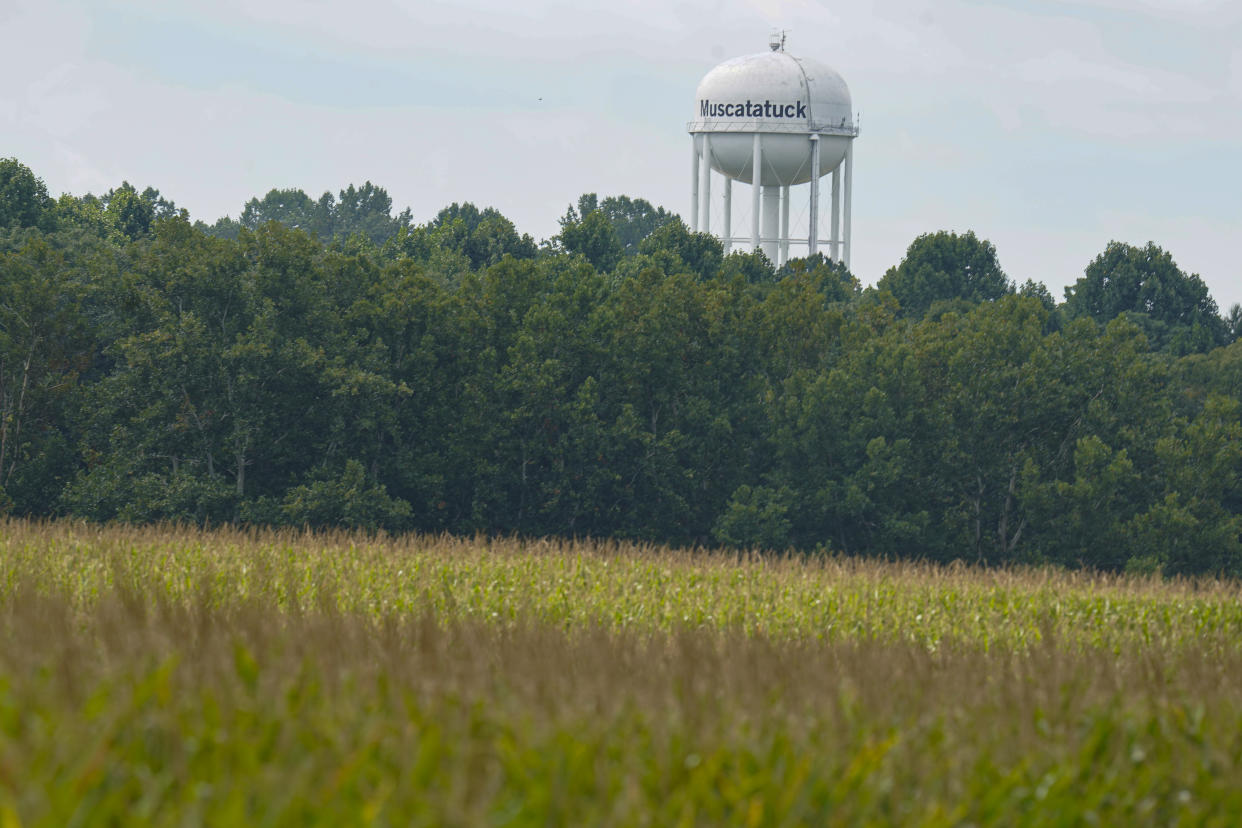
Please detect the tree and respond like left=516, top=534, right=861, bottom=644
left=63, top=219, right=342, bottom=522
left=721, top=249, right=776, bottom=284
left=272, top=459, right=412, bottom=532
left=240, top=188, right=324, bottom=236
left=558, top=209, right=623, bottom=273
left=877, top=231, right=1011, bottom=318
left=0, top=158, right=55, bottom=231
left=1123, top=394, right=1242, bottom=575
left=0, top=240, right=89, bottom=512
left=587, top=268, right=763, bottom=543
left=197, top=215, right=243, bottom=241
left=97, top=183, right=181, bottom=240
left=1225, top=303, right=1241, bottom=344
left=636, top=218, right=723, bottom=281
left=780, top=254, right=859, bottom=300
left=480, top=258, right=616, bottom=535
left=760, top=295, right=1173, bottom=565
left=1063, top=241, right=1229, bottom=354
left=564, top=193, right=677, bottom=255
left=105, top=186, right=154, bottom=240
left=50, top=193, right=120, bottom=243
left=712, top=485, right=793, bottom=550
left=390, top=202, right=537, bottom=270
left=332, top=182, right=411, bottom=244
left=239, top=183, right=411, bottom=245
left=9, top=155, right=1242, bottom=565
left=1018, top=279, right=1055, bottom=312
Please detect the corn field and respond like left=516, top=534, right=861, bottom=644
left=2, top=519, right=1242, bottom=825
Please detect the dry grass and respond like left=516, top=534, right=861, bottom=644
left=2, top=518, right=1242, bottom=824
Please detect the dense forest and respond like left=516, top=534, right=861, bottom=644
left=2, top=157, right=1240, bottom=574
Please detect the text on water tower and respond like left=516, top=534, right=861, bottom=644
left=699, top=100, right=808, bottom=119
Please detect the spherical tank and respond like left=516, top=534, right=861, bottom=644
left=689, top=50, right=854, bottom=186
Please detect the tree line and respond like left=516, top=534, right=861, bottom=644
left=2, top=157, right=1240, bottom=574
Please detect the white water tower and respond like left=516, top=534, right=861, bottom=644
left=689, top=33, right=858, bottom=267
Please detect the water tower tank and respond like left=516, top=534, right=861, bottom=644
left=688, top=34, right=858, bottom=266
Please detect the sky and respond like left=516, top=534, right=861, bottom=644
left=4, top=0, right=1240, bottom=311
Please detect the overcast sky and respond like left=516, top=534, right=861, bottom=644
left=4, top=0, right=1240, bottom=310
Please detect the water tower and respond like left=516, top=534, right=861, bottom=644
left=689, top=33, right=858, bottom=268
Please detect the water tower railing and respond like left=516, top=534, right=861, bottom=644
left=718, top=236, right=843, bottom=256
left=687, top=120, right=859, bottom=137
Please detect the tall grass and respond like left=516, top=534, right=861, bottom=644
left=2, top=518, right=1241, bottom=824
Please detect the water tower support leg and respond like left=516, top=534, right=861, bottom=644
left=831, top=167, right=841, bottom=263
left=843, top=141, right=854, bottom=271
left=700, top=135, right=712, bottom=235
left=779, top=185, right=790, bottom=266
left=690, top=136, right=700, bottom=232
left=761, top=186, right=780, bottom=264
left=752, top=135, right=762, bottom=252
left=723, top=178, right=732, bottom=254
left=808, top=135, right=820, bottom=258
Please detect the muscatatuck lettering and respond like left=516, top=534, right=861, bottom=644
left=699, top=100, right=808, bottom=119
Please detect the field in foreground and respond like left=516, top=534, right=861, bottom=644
left=2, top=520, right=1242, bottom=825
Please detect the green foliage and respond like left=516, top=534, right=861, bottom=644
left=240, top=187, right=321, bottom=234
left=877, top=230, right=1012, bottom=318
left=333, top=181, right=413, bottom=244
left=1226, top=303, right=1242, bottom=343
left=566, top=192, right=677, bottom=254
left=390, top=201, right=537, bottom=270
left=1064, top=241, right=1229, bottom=354
left=99, top=182, right=181, bottom=240
left=238, top=182, right=411, bottom=245
left=637, top=217, right=724, bottom=280
left=1030, top=435, right=1138, bottom=569
left=712, top=484, right=793, bottom=550
left=1129, top=394, right=1242, bottom=575
left=781, top=253, right=859, bottom=299
left=1, top=156, right=1241, bottom=574
left=720, top=248, right=777, bottom=284
left=49, top=193, right=121, bottom=243
left=1018, top=277, right=1055, bottom=307
left=0, top=240, right=89, bottom=512
left=0, top=158, right=55, bottom=231
left=557, top=208, right=623, bottom=272
left=275, top=459, right=412, bottom=531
